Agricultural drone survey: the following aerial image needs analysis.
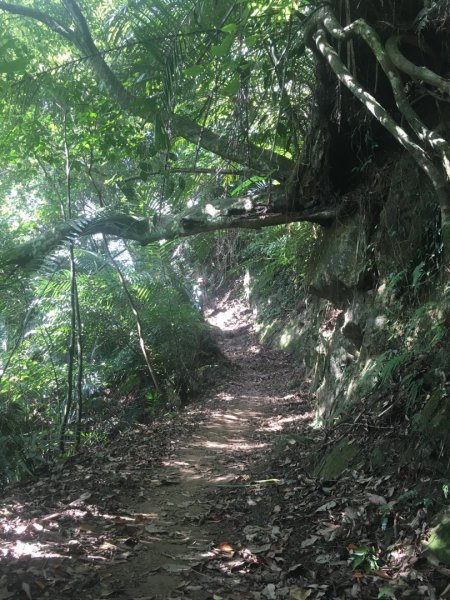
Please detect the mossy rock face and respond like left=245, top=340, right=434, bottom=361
left=370, top=439, right=392, bottom=471
left=316, top=437, right=361, bottom=479
left=308, top=215, right=368, bottom=305
left=375, top=155, right=437, bottom=278
left=426, top=510, right=450, bottom=566
left=415, top=391, right=450, bottom=455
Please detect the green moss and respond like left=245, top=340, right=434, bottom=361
left=271, top=434, right=306, bottom=458
left=414, top=390, right=450, bottom=456
left=316, top=437, right=361, bottom=479
left=426, top=510, right=450, bottom=566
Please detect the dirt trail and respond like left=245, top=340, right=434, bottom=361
left=1, top=296, right=446, bottom=599
left=114, top=298, right=307, bottom=599
left=0, top=297, right=310, bottom=600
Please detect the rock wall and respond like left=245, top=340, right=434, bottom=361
left=249, top=154, right=450, bottom=471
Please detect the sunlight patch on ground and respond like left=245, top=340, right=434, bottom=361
left=208, top=409, right=264, bottom=420
left=2, top=541, right=65, bottom=559
left=248, top=345, right=261, bottom=354
left=216, top=412, right=240, bottom=421
left=216, top=392, right=235, bottom=402
left=202, top=440, right=266, bottom=451
left=206, top=298, right=252, bottom=332
left=206, top=306, right=241, bottom=331
left=264, top=413, right=315, bottom=431
left=0, top=507, right=163, bottom=564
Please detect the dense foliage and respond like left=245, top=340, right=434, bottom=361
left=0, top=0, right=449, bottom=482
left=0, top=0, right=314, bottom=482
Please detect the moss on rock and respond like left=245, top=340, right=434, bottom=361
left=316, top=437, right=361, bottom=479
left=426, top=509, right=450, bottom=566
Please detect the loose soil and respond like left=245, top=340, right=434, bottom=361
left=0, top=296, right=447, bottom=599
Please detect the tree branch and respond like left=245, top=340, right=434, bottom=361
left=312, top=26, right=440, bottom=185
left=306, top=6, right=450, bottom=264
left=170, top=114, right=294, bottom=177
left=321, top=11, right=450, bottom=179
left=0, top=1, right=295, bottom=178
left=0, top=200, right=336, bottom=270
left=386, top=35, right=450, bottom=95
left=0, top=1, right=75, bottom=43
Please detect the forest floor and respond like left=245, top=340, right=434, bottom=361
left=0, top=294, right=447, bottom=600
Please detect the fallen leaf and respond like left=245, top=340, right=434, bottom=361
left=315, top=554, right=333, bottom=564
left=159, top=563, right=188, bottom=574
left=80, top=521, right=98, bottom=532
left=289, top=587, right=312, bottom=600
left=249, top=543, right=271, bottom=554
left=367, top=493, right=387, bottom=505
left=21, top=583, right=32, bottom=600
left=371, top=569, right=392, bottom=580
left=301, top=535, right=318, bottom=548
left=315, top=501, right=337, bottom=512
left=343, top=506, right=359, bottom=520
left=145, top=524, right=167, bottom=534
left=69, top=491, right=92, bottom=505
left=262, top=583, right=276, bottom=599
left=352, top=571, right=365, bottom=579
left=287, top=564, right=303, bottom=576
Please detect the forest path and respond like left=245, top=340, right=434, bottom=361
left=0, top=296, right=312, bottom=600
left=1, top=299, right=444, bottom=599
left=111, top=296, right=309, bottom=599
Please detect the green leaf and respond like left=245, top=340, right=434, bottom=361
left=245, top=34, right=258, bottom=48
left=412, top=261, right=425, bottom=287
left=184, top=65, right=203, bottom=77
left=223, top=76, right=240, bottom=96
left=231, top=176, right=265, bottom=197
left=165, top=179, right=175, bottom=197
left=154, top=114, right=170, bottom=152
left=377, top=587, right=396, bottom=599
left=221, top=23, right=237, bottom=34
left=352, top=555, right=366, bottom=568
left=211, top=34, right=235, bottom=58
left=0, top=57, right=28, bottom=74
left=0, top=38, right=18, bottom=53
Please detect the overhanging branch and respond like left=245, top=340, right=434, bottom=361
left=0, top=1, right=75, bottom=43
left=0, top=200, right=335, bottom=270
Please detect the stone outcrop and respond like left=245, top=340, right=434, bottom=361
left=248, top=154, right=449, bottom=473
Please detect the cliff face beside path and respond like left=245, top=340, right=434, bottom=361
left=247, top=151, right=450, bottom=487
